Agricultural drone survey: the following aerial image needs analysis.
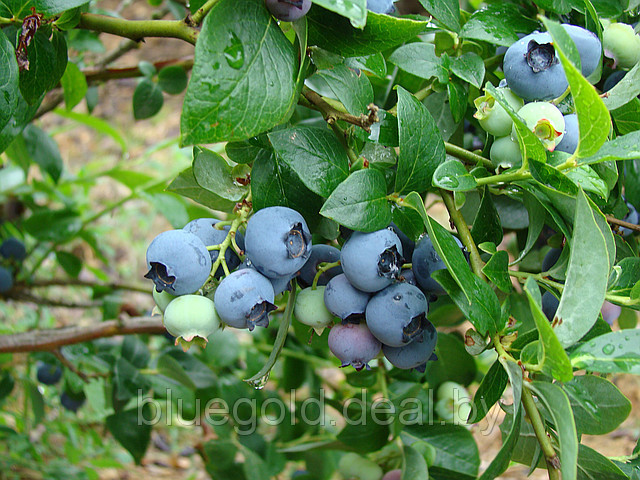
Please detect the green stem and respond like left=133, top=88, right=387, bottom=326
left=254, top=344, right=334, bottom=368
left=244, top=282, right=297, bottom=386
left=188, top=0, right=221, bottom=25
left=330, top=122, right=359, bottom=164
left=440, top=190, right=485, bottom=279
left=445, top=142, right=493, bottom=169
left=476, top=158, right=577, bottom=187
left=522, top=386, right=561, bottom=480
left=78, top=13, right=198, bottom=45
left=312, top=261, right=341, bottom=290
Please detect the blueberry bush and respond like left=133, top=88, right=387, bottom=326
left=1, top=0, right=640, bottom=479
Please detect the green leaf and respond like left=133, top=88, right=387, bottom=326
left=310, top=0, right=366, bottom=28
left=181, top=0, right=297, bottom=145
left=314, top=63, right=373, bottom=116
left=156, top=354, right=198, bottom=390
left=193, top=147, right=248, bottom=202
left=60, top=61, right=87, bottom=110
left=543, top=17, right=610, bottom=158
left=251, top=150, right=324, bottom=227
left=268, top=126, right=350, bottom=197
left=555, top=189, right=612, bottom=347
left=432, top=160, right=477, bottom=191
left=132, top=79, right=163, bottom=120
left=54, top=108, right=127, bottom=152
left=447, top=80, right=467, bottom=124
left=608, top=258, right=640, bottom=296
left=225, top=138, right=268, bottom=164
left=19, top=31, right=59, bottom=104
left=396, top=86, right=446, bottom=194
left=564, top=165, right=609, bottom=199
left=479, top=358, right=523, bottom=480
left=417, top=0, right=459, bottom=32
left=22, top=124, right=63, bottom=183
left=388, top=43, right=448, bottom=84
left=55, top=251, right=82, bottom=277
left=450, top=52, right=485, bottom=89
left=570, top=329, right=640, bottom=375
left=320, top=169, right=391, bottom=231
left=611, top=98, right=640, bottom=138
left=0, top=33, right=19, bottom=133
left=34, top=0, right=90, bottom=15
left=424, top=332, right=477, bottom=387
left=578, top=131, right=640, bottom=165
left=402, top=424, right=479, bottom=478
left=106, top=407, right=152, bottom=464
left=423, top=90, right=458, bottom=141
left=157, top=65, right=188, bottom=95
left=344, top=53, right=386, bottom=78
left=523, top=278, right=573, bottom=382
left=121, top=336, right=150, bottom=370
left=602, top=61, right=640, bottom=111
left=23, top=208, right=81, bottom=242
left=528, top=381, right=578, bottom=480
left=402, top=444, right=428, bottom=480
left=564, top=375, right=631, bottom=435
left=336, top=406, right=389, bottom=453
left=167, top=167, right=236, bottom=211
left=529, top=159, right=579, bottom=196
left=307, top=6, right=428, bottom=57
left=471, top=187, right=503, bottom=246
left=577, top=444, right=628, bottom=480
left=469, top=359, right=508, bottom=423
left=482, top=251, right=511, bottom=293
left=510, top=191, right=545, bottom=265
left=459, top=3, right=539, bottom=47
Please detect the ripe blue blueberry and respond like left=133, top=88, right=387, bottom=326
left=340, top=229, right=404, bottom=293
left=244, top=206, right=312, bottom=279
left=265, top=0, right=311, bottom=22
left=366, top=283, right=428, bottom=347
left=60, top=391, right=86, bottom=412
left=412, top=234, right=464, bottom=295
left=183, top=218, right=241, bottom=277
left=367, top=0, right=395, bottom=14
left=555, top=114, right=579, bottom=154
left=390, top=222, right=415, bottom=262
left=562, top=24, right=602, bottom=77
left=238, top=257, right=293, bottom=295
left=542, top=291, right=559, bottom=321
left=0, top=266, right=13, bottom=293
left=503, top=32, right=568, bottom=101
left=601, top=301, right=621, bottom=325
left=382, top=322, right=438, bottom=372
left=297, top=244, right=343, bottom=288
left=603, top=70, right=626, bottom=92
left=542, top=247, right=562, bottom=272
left=214, top=269, right=276, bottom=330
left=0, top=237, right=26, bottom=261
left=324, top=273, right=370, bottom=321
left=328, top=322, right=381, bottom=371
left=145, top=230, right=212, bottom=295
left=399, top=268, right=417, bottom=286
left=621, top=201, right=639, bottom=236
left=36, top=362, right=62, bottom=385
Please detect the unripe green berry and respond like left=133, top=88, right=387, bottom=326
left=474, top=87, right=523, bottom=137
left=490, top=135, right=522, bottom=169
left=163, top=295, right=220, bottom=351
left=153, top=286, right=176, bottom=313
left=294, top=286, right=335, bottom=334
left=513, top=102, right=565, bottom=151
left=338, top=453, right=383, bottom=480
left=603, top=23, right=640, bottom=69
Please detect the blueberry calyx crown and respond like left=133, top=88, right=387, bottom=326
left=402, top=313, right=427, bottom=344
left=145, top=262, right=177, bottom=292
left=377, top=245, right=404, bottom=279
left=525, top=40, right=559, bottom=73
left=279, top=0, right=305, bottom=8
left=247, top=300, right=277, bottom=330
left=285, top=222, right=312, bottom=259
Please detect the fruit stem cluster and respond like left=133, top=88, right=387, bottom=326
left=312, top=260, right=341, bottom=290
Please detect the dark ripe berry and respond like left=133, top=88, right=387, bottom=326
left=183, top=218, right=241, bottom=277
left=398, top=268, right=417, bottom=286
left=382, top=322, right=438, bottom=372
left=412, top=234, right=464, bottom=296
left=323, top=273, right=370, bottom=321
left=601, top=301, right=621, bottom=325
left=542, top=247, right=562, bottom=272
left=561, top=24, right=601, bottom=77
left=60, top=390, right=86, bottom=413
left=390, top=222, right=415, bottom=261
left=620, top=200, right=639, bottom=237
left=36, top=362, right=62, bottom=385
left=503, top=32, right=568, bottom=101
left=603, top=70, right=626, bottom=92
left=0, top=237, right=26, bottom=261
left=366, top=283, right=429, bottom=347
left=265, top=0, right=311, bottom=22
left=328, top=322, right=381, bottom=371
left=214, top=269, right=276, bottom=330
left=541, top=291, right=559, bottom=321
left=297, top=244, right=343, bottom=288
left=0, top=266, right=13, bottom=293
left=145, top=230, right=212, bottom=295
left=555, top=114, right=579, bottom=154
left=340, top=229, right=404, bottom=293
left=244, top=206, right=312, bottom=279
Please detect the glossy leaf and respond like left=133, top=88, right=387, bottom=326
left=577, top=131, right=640, bottom=165
left=19, top=30, right=67, bottom=105
left=469, top=359, right=508, bottom=423
left=22, top=124, right=63, bottom=183
left=314, top=64, right=373, bottom=116
left=60, top=61, right=87, bottom=110
left=310, top=0, right=367, bottom=28
left=157, top=65, right=188, bottom=95
left=167, top=167, right=236, bottom=211
left=471, top=188, right=503, bottom=246
left=268, top=126, right=350, bottom=197
left=418, top=0, right=459, bottom=31
left=577, top=444, right=628, bottom=480
left=570, top=329, right=640, bottom=375
left=35, top=0, right=90, bottom=15
left=106, top=407, right=152, bottom=464
left=181, top=0, right=297, bottom=145
left=0, top=33, right=19, bottom=133
left=459, top=4, right=539, bottom=47
left=402, top=444, right=428, bottom=480
left=482, top=251, right=511, bottom=293
left=133, top=79, right=163, bottom=120
left=602, top=61, right=640, bottom=111
left=612, top=98, right=640, bottom=135
left=193, top=147, right=248, bottom=202
left=432, top=160, right=477, bottom=191
left=450, top=52, right=485, bottom=89
left=396, top=86, right=446, bottom=194
left=388, top=43, right=448, bottom=84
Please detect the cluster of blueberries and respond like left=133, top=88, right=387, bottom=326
left=477, top=21, right=640, bottom=169
left=0, top=237, right=26, bottom=294
left=264, top=0, right=397, bottom=22
left=145, top=206, right=466, bottom=372
left=35, top=362, right=86, bottom=413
